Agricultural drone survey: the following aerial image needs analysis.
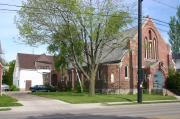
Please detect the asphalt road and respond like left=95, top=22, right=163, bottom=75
left=0, top=92, right=180, bottom=119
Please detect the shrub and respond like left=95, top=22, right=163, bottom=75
left=167, top=69, right=180, bottom=95
left=74, top=81, right=82, bottom=93
left=10, top=85, right=19, bottom=91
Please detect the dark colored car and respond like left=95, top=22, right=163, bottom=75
left=30, top=85, right=57, bottom=92
left=30, top=85, right=49, bottom=92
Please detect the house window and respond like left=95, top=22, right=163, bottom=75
left=38, top=66, right=50, bottom=69
left=97, top=69, right=101, bottom=80
left=111, top=73, right=114, bottom=83
left=144, top=37, right=148, bottom=59
left=125, top=66, right=129, bottom=79
left=18, top=80, right=19, bottom=86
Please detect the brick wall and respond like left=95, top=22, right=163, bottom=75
left=67, top=18, right=174, bottom=94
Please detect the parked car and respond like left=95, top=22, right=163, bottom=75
left=30, top=85, right=49, bottom=92
left=30, top=85, right=56, bottom=92
left=1, top=84, right=9, bottom=91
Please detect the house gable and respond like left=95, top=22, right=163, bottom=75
left=17, top=53, right=55, bottom=70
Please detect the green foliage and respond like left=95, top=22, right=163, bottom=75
left=169, top=6, right=180, bottom=54
left=104, top=12, right=132, bottom=36
left=2, top=60, right=15, bottom=86
left=9, top=85, right=19, bottom=91
left=0, top=95, right=22, bottom=107
left=74, top=81, right=82, bottom=93
left=16, top=0, right=133, bottom=96
left=167, top=69, right=180, bottom=95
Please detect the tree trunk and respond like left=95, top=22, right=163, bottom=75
left=75, top=68, right=83, bottom=93
left=89, top=72, right=96, bottom=96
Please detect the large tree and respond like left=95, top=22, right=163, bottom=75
left=16, top=0, right=133, bottom=96
left=169, top=6, right=180, bottom=54
left=3, top=60, right=16, bottom=86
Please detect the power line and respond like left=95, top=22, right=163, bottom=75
left=158, top=28, right=169, bottom=33
left=0, top=7, right=178, bottom=32
left=0, top=2, right=179, bottom=31
left=0, top=3, right=135, bottom=19
left=151, top=0, right=177, bottom=10
left=0, top=2, right=131, bottom=15
left=0, top=6, right=176, bottom=29
left=0, top=3, right=136, bottom=18
left=143, top=16, right=170, bottom=26
left=143, top=16, right=180, bottom=31
left=0, top=8, right=18, bottom=12
left=0, top=2, right=174, bottom=25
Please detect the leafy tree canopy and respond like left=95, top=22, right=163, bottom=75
left=3, top=60, right=15, bottom=86
left=16, top=0, right=134, bottom=96
left=169, top=6, right=180, bottom=54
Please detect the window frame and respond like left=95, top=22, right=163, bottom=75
left=125, top=65, right=129, bottom=80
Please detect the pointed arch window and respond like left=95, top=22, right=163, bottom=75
left=153, top=38, right=156, bottom=59
left=145, top=30, right=158, bottom=60
left=149, top=30, right=152, bottom=40
left=144, top=37, right=148, bottom=59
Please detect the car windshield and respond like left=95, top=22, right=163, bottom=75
left=38, top=85, right=46, bottom=88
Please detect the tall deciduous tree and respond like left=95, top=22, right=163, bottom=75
left=169, top=6, right=180, bottom=54
left=16, top=0, right=133, bottom=96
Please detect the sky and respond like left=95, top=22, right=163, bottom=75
left=0, top=0, right=180, bottom=62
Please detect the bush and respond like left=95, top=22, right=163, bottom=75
left=74, top=81, right=82, bottom=93
left=9, top=85, right=19, bottom=91
left=167, top=69, right=180, bottom=95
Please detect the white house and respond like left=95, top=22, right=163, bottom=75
left=173, top=53, right=180, bottom=72
left=13, top=53, right=55, bottom=91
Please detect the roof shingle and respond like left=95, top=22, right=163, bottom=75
left=17, top=53, right=55, bottom=69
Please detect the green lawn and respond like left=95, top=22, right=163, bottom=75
left=0, top=95, right=22, bottom=107
left=32, top=92, right=177, bottom=104
left=0, top=108, right=11, bottom=111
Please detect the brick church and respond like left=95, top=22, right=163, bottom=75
left=68, top=17, right=174, bottom=94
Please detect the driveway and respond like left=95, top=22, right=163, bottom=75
left=6, top=92, right=73, bottom=113
left=6, top=92, right=104, bottom=113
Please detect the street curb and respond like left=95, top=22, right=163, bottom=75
left=103, top=100, right=180, bottom=106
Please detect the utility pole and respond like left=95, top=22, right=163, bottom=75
left=137, top=0, right=143, bottom=103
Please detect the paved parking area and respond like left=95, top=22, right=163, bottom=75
left=6, top=92, right=104, bottom=113
left=6, top=92, right=72, bottom=113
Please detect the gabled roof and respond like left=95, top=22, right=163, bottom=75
left=101, top=27, right=137, bottom=63
left=17, top=53, right=55, bottom=69
left=68, top=26, right=138, bottom=68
